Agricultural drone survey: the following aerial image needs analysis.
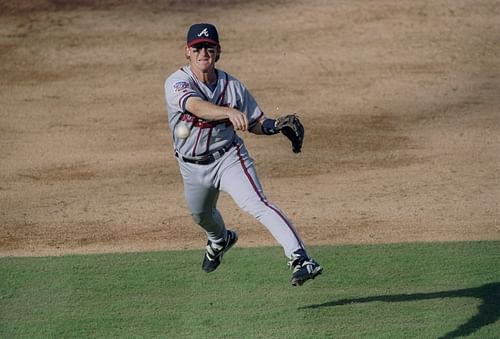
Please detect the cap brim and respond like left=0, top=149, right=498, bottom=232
left=187, top=38, right=219, bottom=47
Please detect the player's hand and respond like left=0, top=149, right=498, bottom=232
left=227, top=109, right=248, bottom=131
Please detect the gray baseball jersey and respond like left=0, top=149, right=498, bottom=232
left=164, top=65, right=305, bottom=257
left=166, top=66, right=262, bottom=157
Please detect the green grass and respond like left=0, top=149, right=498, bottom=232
left=1, top=241, right=499, bottom=338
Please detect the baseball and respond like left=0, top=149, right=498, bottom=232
left=175, top=123, right=190, bottom=139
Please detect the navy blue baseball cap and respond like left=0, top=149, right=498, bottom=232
left=187, top=23, right=219, bottom=47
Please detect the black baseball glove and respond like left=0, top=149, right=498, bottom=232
left=275, top=114, right=304, bottom=153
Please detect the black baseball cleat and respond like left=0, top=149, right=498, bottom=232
left=202, top=230, right=238, bottom=273
left=288, top=251, right=323, bottom=286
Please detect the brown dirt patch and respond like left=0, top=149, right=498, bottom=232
left=1, top=0, right=499, bottom=256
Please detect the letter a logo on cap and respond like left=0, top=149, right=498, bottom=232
left=197, top=28, right=209, bottom=37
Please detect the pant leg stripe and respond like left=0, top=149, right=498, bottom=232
left=235, top=144, right=304, bottom=249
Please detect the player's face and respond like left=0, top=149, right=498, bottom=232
left=187, top=43, right=219, bottom=73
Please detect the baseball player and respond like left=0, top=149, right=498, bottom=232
left=164, top=23, right=322, bottom=286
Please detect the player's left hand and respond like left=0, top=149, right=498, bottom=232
left=275, top=114, right=304, bottom=153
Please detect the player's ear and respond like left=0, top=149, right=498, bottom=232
left=215, top=45, right=221, bottom=62
left=184, top=45, right=191, bottom=60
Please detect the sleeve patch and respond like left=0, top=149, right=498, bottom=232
left=173, top=81, right=190, bottom=93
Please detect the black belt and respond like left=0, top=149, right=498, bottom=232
left=176, top=142, right=235, bottom=165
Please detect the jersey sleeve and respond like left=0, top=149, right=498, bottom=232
left=237, top=83, right=264, bottom=129
left=164, top=71, right=200, bottom=116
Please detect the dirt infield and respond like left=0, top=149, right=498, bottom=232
left=1, top=0, right=498, bottom=256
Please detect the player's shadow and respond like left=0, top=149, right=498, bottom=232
left=301, top=282, right=499, bottom=338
